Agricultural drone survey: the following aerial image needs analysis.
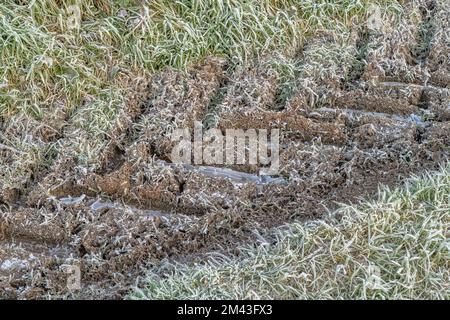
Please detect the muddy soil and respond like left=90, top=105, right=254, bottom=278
left=0, top=1, right=449, bottom=299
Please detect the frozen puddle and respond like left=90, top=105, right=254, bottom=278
left=57, top=195, right=167, bottom=218
left=59, top=194, right=86, bottom=205
left=156, top=160, right=287, bottom=185
left=186, top=165, right=286, bottom=185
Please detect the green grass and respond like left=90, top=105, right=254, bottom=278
left=130, top=164, right=450, bottom=300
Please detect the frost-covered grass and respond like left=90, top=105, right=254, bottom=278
left=0, top=0, right=402, bottom=119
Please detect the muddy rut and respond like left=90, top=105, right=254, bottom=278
left=1, top=0, right=449, bottom=299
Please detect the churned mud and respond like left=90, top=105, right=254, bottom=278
left=1, top=0, right=449, bottom=299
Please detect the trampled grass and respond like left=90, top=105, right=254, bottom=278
left=130, top=164, right=450, bottom=300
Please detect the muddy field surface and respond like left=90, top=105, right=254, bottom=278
left=1, top=0, right=449, bottom=299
